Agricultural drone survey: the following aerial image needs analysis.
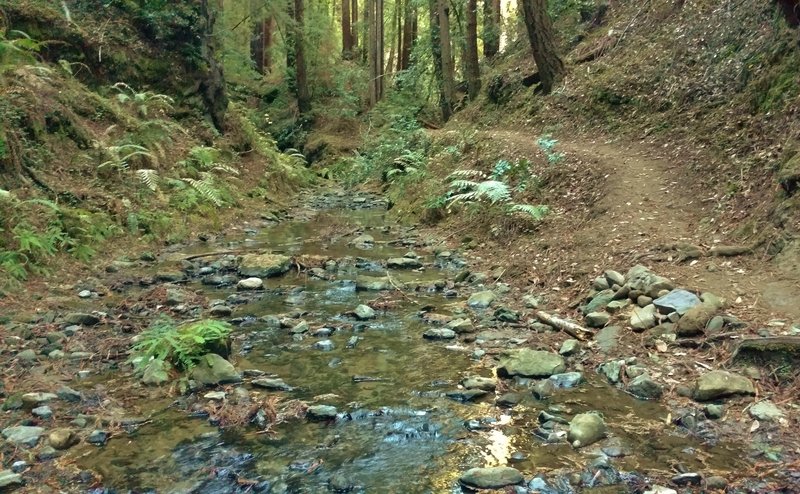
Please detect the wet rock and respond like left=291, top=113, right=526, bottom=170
left=290, top=320, right=309, bottom=334
left=467, top=291, right=496, bottom=309
left=387, top=257, right=422, bottom=269
left=448, top=318, right=475, bottom=333
left=627, top=374, right=663, bottom=400
left=353, top=304, right=376, bottom=320
left=549, top=372, right=585, bottom=388
left=190, top=354, right=241, bottom=386
left=307, top=405, right=338, bottom=421
left=532, top=379, right=556, bottom=400
left=625, top=265, right=674, bottom=298
left=459, top=467, right=524, bottom=490
left=559, top=339, right=580, bottom=356
left=86, top=430, right=108, bottom=445
left=0, top=470, right=22, bottom=489
left=446, top=389, right=488, bottom=402
left=237, top=277, right=264, bottom=290
left=671, top=473, right=702, bottom=486
left=64, top=312, right=100, bottom=326
left=461, top=376, right=497, bottom=390
left=602, top=437, right=632, bottom=457
left=238, top=253, right=291, bottom=278
left=568, top=413, right=606, bottom=447
left=749, top=400, right=784, bottom=421
left=49, top=429, right=76, bottom=450
left=2, top=426, right=44, bottom=447
left=141, top=359, right=171, bottom=385
left=422, top=328, right=456, bottom=340
left=630, top=304, right=657, bottom=330
left=252, top=378, right=292, bottom=391
left=693, top=370, right=755, bottom=401
left=314, top=339, right=335, bottom=351
left=585, top=311, right=610, bottom=328
left=328, top=473, right=355, bottom=492
left=498, top=349, right=566, bottom=378
left=654, top=289, right=701, bottom=315
left=355, top=276, right=392, bottom=291
left=209, top=305, right=233, bottom=317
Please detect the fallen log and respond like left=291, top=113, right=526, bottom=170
left=534, top=311, right=594, bottom=341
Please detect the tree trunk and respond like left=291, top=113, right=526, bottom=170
left=292, top=0, right=312, bottom=113
left=519, top=0, right=565, bottom=94
left=342, top=0, right=353, bottom=56
left=352, top=0, right=359, bottom=52
left=199, top=0, right=228, bottom=130
left=438, top=0, right=456, bottom=118
left=367, top=0, right=385, bottom=106
left=386, top=0, right=398, bottom=77
left=428, top=0, right=449, bottom=121
left=465, top=0, right=481, bottom=99
left=482, top=0, right=501, bottom=57
left=251, top=17, right=274, bottom=74
left=399, top=1, right=416, bottom=70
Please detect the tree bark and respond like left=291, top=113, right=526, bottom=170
left=199, top=0, right=228, bottom=130
left=251, top=17, right=274, bottom=74
left=398, top=1, right=416, bottom=70
left=342, top=0, right=353, bottom=57
left=352, top=0, right=359, bottom=52
left=438, top=0, right=456, bottom=118
left=367, top=0, right=385, bottom=106
left=465, top=0, right=481, bottom=99
left=519, top=0, right=565, bottom=94
left=428, top=0, right=449, bottom=121
left=482, top=0, right=501, bottom=57
left=292, top=0, right=312, bottom=114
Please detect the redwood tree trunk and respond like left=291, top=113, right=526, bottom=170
left=465, top=0, right=481, bottom=99
left=200, top=0, right=228, bottom=130
left=428, top=0, right=449, bottom=121
left=438, top=0, right=456, bottom=117
left=251, top=17, right=274, bottom=74
left=342, top=0, right=353, bottom=56
left=293, top=0, right=312, bottom=113
left=398, top=1, right=416, bottom=70
left=352, top=0, right=359, bottom=52
left=482, top=0, right=501, bottom=57
left=520, top=0, right=565, bottom=94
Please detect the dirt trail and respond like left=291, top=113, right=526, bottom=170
left=482, top=129, right=800, bottom=320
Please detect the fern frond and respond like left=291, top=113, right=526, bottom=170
left=183, top=174, right=223, bottom=207
left=509, top=203, right=550, bottom=220
left=474, top=180, right=511, bottom=203
left=449, top=179, right=479, bottom=191
left=136, top=169, right=159, bottom=191
left=211, top=164, right=239, bottom=176
left=447, top=169, right=486, bottom=180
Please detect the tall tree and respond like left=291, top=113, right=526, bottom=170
left=251, top=17, right=274, bottom=74
left=438, top=0, right=456, bottom=118
left=367, top=0, right=385, bottom=106
left=465, top=0, right=480, bottom=99
left=290, top=0, right=312, bottom=113
left=200, top=0, right=228, bottom=130
left=428, top=0, right=449, bottom=120
left=342, top=0, right=353, bottom=56
left=519, top=0, right=565, bottom=94
left=352, top=0, right=359, bottom=52
left=398, top=0, right=417, bottom=71
left=482, top=0, right=501, bottom=57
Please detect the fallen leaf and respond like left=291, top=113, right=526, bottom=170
left=750, top=420, right=760, bottom=433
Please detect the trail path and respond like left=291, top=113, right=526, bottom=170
left=481, top=129, right=800, bottom=319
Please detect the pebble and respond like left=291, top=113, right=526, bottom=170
left=78, top=290, right=92, bottom=298
left=86, top=430, right=109, bottom=445
left=32, top=405, right=53, bottom=419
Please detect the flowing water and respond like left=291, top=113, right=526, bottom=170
left=75, top=196, right=746, bottom=493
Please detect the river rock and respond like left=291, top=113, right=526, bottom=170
left=32, top=405, right=53, bottom=419
left=583, top=289, right=615, bottom=314
left=459, top=467, right=524, bottom=490
left=209, top=305, right=232, bottom=317
left=448, top=318, right=475, bottom=333
left=0, top=470, right=22, bottom=489
left=467, top=291, right=496, bottom=309
left=190, top=354, right=241, bottom=385
left=625, top=265, right=674, bottom=298
left=353, top=304, right=376, bottom=320
left=497, top=349, right=566, bottom=378
left=676, top=303, right=719, bottom=336
left=644, top=487, right=677, bottom=494
left=549, top=372, right=585, bottom=388
left=21, top=392, right=57, bottom=407
left=692, top=370, right=755, bottom=401
left=654, top=289, right=701, bottom=315
left=559, top=339, right=580, bottom=356
left=165, top=288, right=188, bottom=306
left=446, top=389, right=488, bottom=402
left=252, top=378, right=292, bottom=391
left=16, top=349, right=37, bottom=363
left=585, top=311, right=610, bottom=328
left=86, top=430, right=108, bottom=445
left=422, top=328, right=456, bottom=340
left=630, top=304, right=657, bottom=330
left=64, top=312, right=100, bottom=326
left=141, top=359, right=171, bottom=385
left=606, top=299, right=630, bottom=313
left=387, top=257, right=422, bottom=269
left=355, top=276, right=392, bottom=291
left=462, top=376, right=497, bottom=390
left=605, top=270, right=625, bottom=287
left=593, top=276, right=610, bottom=290
left=48, top=429, right=76, bottom=450
left=290, top=320, right=309, bottom=334
left=595, top=326, right=620, bottom=353
left=238, top=253, right=291, bottom=278
left=314, top=339, right=335, bottom=351
left=307, top=405, right=337, bottom=421
left=2, top=426, right=44, bottom=447
left=627, top=374, right=663, bottom=399
left=237, top=277, right=264, bottom=290
left=749, top=400, right=784, bottom=421
left=568, top=413, right=606, bottom=447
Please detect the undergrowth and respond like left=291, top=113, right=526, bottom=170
left=130, top=317, right=232, bottom=371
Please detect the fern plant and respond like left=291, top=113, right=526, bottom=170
left=446, top=170, right=550, bottom=220
left=98, top=144, right=155, bottom=171
left=537, top=134, right=565, bottom=164
left=0, top=30, right=43, bottom=72
left=112, top=82, right=174, bottom=117
left=130, top=318, right=233, bottom=371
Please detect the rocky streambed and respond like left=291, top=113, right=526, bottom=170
left=1, top=190, right=798, bottom=493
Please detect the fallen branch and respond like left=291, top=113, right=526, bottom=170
left=534, top=311, right=594, bottom=341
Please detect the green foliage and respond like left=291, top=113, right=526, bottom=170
left=131, top=317, right=232, bottom=371
left=445, top=170, right=550, bottom=220
left=99, top=143, right=155, bottom=172
left=0, top=30, right=43, bottom=72
left=112, top=82, right=174, bottom=117
left=537, top=135, right=566, bottom=164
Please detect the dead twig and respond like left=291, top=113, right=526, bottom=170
left=534, top=310, right=594, bottom=341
